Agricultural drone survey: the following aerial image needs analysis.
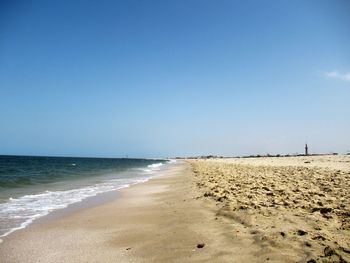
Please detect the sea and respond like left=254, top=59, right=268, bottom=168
left=0, top=155, right=174, bottom=238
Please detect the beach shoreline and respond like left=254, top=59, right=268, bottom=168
left=0, top=161, right=241, bottom=262
left=0, top=156, right=168, bottom=239
left=1, top=156, right=349, bottom=262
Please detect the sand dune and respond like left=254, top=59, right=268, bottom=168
left=188, top=155, right=350, bottom=263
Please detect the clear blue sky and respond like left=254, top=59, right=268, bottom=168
left=1, top=0, right=349, bottom=157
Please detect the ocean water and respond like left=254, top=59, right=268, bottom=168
left=0, top=155, right=173, bottom=238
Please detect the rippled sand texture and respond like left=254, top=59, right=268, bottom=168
left=188, top=155, right=350, bottom=263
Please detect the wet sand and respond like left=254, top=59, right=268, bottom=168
left=188, top=155, right=350, bottom=263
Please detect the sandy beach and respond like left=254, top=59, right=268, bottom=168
left=188, top=155, right=350, bottom=263
left=0, top=162, right=243, bottom=262
left=1, top=156, right=349, bottom=262
left=2, top=0, right=349, bottom=262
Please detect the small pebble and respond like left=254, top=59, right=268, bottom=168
left=197, top=243, right=205, bottom=249
left=297, top=230, right=308, bottom=236
left=324, top=246, right=335, bottom=257
left=305, top=241, right=312, bottom=247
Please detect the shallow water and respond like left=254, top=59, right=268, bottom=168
left=0, top=155, right=171, bottom=237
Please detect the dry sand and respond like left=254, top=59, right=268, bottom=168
left=188, top=155, right=350, bottom=263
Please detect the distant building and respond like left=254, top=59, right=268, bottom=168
left=305, top=143, right=308, bottom=156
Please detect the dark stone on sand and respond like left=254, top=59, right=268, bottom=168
left=305, top=241, right=312, bottom=247
left=311, top=207, right=332, bottom=214
left=320, top=207, right=332, bottom=214
left=322, top=214, right=332, bottom=220
left=312, top=235, right=326, bottom=241
left=307, top=259, right=316, bottom=263
left=341, top=211, right=350, bottom=217
left=126, top=247, right=132, bottom=250
left=197, top=243, right=205, bottom=249
left=297, top=230, right=308, bottom=236
left=217, top=196, right=227, bottom=202
left=280, top=232, right=286, bottom=237
left=324, top=246, right=335, bottom=257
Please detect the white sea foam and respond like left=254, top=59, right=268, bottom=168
left=147, top=162, right=164, bottom=169
left=0, top=161, right=168, bottom=238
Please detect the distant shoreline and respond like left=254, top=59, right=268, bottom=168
left=176, top=152, right=349, bottom=160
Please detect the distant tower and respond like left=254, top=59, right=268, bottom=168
left=305, top=143, right=308, bottom=156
